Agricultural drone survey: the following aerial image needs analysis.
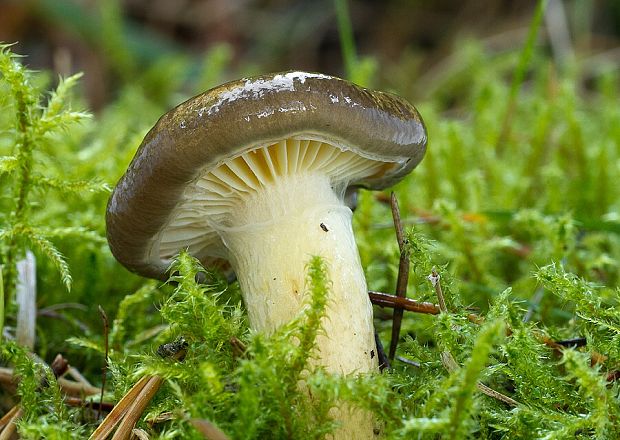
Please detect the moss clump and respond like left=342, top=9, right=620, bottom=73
left=2, top=1, right=620, bottom=437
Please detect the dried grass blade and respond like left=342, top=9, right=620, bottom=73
left=88, top=375, right=152, bottom=440
left=111, top=375, right=163, bottom=440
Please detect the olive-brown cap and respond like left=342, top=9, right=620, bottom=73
left=106, top=71, right=427, bottom=278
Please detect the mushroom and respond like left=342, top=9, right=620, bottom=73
left=106, top=71, right=427, bottom=438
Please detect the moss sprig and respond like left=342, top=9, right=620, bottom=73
left=0, top=45, right=106, bottom=304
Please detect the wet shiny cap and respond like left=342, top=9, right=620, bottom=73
left=106, top=71, right=427, bottom=278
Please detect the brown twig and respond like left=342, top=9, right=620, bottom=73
left=89, top=338, right=189, bottom=440
left=370, top=290, right=483, bottom=325
left=0, top=353, right=103, bottom=437
left=57, top=377, right=101, bottom=396
left=388, top=192, right=411, bottom=362
left=369, top=291, right=440, bottom=315
left=89, top=375, right=152, bottom=440
left=0, top=405, right=23, bottom=440
left=0, top=405, right=22, bottom=431
left=67, top=366, right=94, bottom=387
left=0, top=366, right=100, bottom=397
left=190, top=419, right=231, bottom=440
left=391, top=193, right=406, bottom=253
left=111, top=375, right=163, bottom=440
left=98, top=305, right=109, bottom=421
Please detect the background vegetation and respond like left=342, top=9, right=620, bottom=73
left=1, top=0, right=619, bottom=438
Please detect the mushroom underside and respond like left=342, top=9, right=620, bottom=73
left=153, top=137, right=399, bottom=267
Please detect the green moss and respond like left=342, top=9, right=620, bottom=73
left=2, top=0, right=620, bottom=437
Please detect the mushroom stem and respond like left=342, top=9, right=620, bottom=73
left=215, top=173, right=379, bottom=436
left=219, top=173, right=377, bottom=374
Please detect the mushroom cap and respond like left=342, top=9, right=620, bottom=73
left=106, top=71, right=427, bottom=279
